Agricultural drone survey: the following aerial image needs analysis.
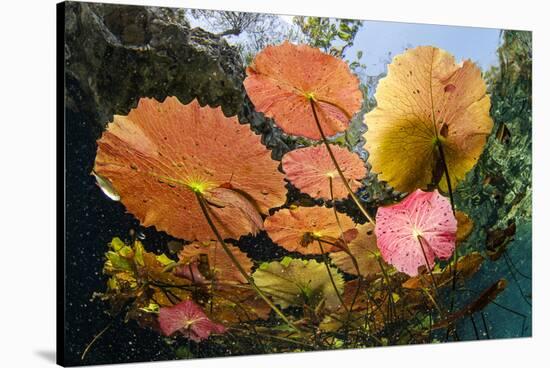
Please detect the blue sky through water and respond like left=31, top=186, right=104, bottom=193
left=350, top=20, right=502, bottom=76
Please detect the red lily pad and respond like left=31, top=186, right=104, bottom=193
left=158, top=300, right=226, bottom=341
left=375, top=189, right=457, bottom=276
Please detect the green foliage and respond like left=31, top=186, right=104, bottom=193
left=96, top=237, right=190, bottom=318
left=293, top=17, right=362, bottom=58
left=252, top=257, right=344, bottom=310
left=175, top=345, right=194, bottom=359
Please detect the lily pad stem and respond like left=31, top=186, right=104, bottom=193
left=329, top=176, right=362, bottom=313
left=195, top=192, right=301, bottom=334
left=317, top=239, right=348, bottom=314
left=436, top=139, right=460, bottom=340
left=309, top=99, right=375, bottom=224
left=417, top=235, right=443, bottom=313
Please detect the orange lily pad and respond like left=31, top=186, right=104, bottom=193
left=364, top=46, right=493, bottom=193
left=264, top=206, right=356, bottom=254
left=94, top=97, right=287, bottom=241
left=204, top=187, right=264, bottom=235
left=244, top=41, right=362, bottom=140
left=282, top=144, right=367, bottom=200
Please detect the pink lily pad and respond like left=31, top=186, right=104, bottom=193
left=158, top=300, right=226, bottom=341
left=375, top=189, right=457, bottom=276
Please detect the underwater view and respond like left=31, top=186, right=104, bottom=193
left=62, top=1, right=532, bottom=366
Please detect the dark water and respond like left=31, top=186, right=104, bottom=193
left=64, top=102, right=174, bottom=366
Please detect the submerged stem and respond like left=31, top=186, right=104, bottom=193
left=436, top=140, right=459, bottom=340
left=229, top=327, right=314, bottom=348
left=416, top=235, right=445, bottom=321
left=416, top=235, right=441, bottom=301
left=81, top=322, right=113, bottom=361
left=309, top=99, right=375, bottom=224
left=328, top=177, right=364, bottom=320
left=376, top=257, right=395, bottom=322
left=195, top=192, right=302, bottom=334
left=317, top=240, right=348, bottom=314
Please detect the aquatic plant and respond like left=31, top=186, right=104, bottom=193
left=88, top=37, right=529, bottom=360
left=282, top=144, right=367, bottom=200
left=244, top=41, right=362, bottom=140
left=94, top=95, right=300, bottom=333
left=402, top=252, right=484, bottom=290
left=330, top=222, right=385, bottom=279
left=244, top=41, right=373, bottom=223
left=177, top=241, right=254, bottom=284
left=264, top=206, right=356, bottom=254
left=159, top=300, right=227, bottom=341
left=375, top=189, right=457, bottom=276
left=94, top=96, right=286, bottom=241
left=364, top=46, right=494, bottom=195
left=252, top=256, right=344, bottom=310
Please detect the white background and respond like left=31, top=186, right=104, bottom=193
left=1, top=0, right=548, bottom=367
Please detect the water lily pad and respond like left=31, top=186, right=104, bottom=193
left=158, top=300, right=226, bottom=341
left=282, top=144, right=367, bottom=200
left=364, top=46, right=493, bottom=193
left=244, top=41, right=362, bottom=139
left=177, top=241, right=253, bottom=284
left=252, top=257, right=344, bottom=310
left=264, top=206, right=356, bottom=254
left=330, top=222, right=385, bottom=279
left=375, top=189, right=457, bottom=276
left=94, top=97, right=286, bottom=241
left=402, top=252, right=484, bottom=289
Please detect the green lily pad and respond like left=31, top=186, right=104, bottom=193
left=252, top=256, right=344, bottom=310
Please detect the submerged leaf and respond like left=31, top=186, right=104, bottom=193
left=94, top=97, right=286, bottom=241
left=375, top=189, right=457, bottom=276
left=177, top=241, right=253, bottom=284
left=282, top=144, right=367, bottom=200
left=264, top=206, right=356, bottom=254
left=364, top=46, right=493, bottom=193
left=209, top=285, right=271, bottom=324
left=402, top=252, right=484, bottom=289
left=252, top=257, right=344, bottom=310
left=244, top=41, right=362, bottom=139
left=158, top=300, right=226, bottom=341
left=330, top=222, right=384, bottom=279
left=100, top=237, right=192, bottom=316
left=486, top=221, right=516, bottom=261
left=456, top=211, right=474, bottom=243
